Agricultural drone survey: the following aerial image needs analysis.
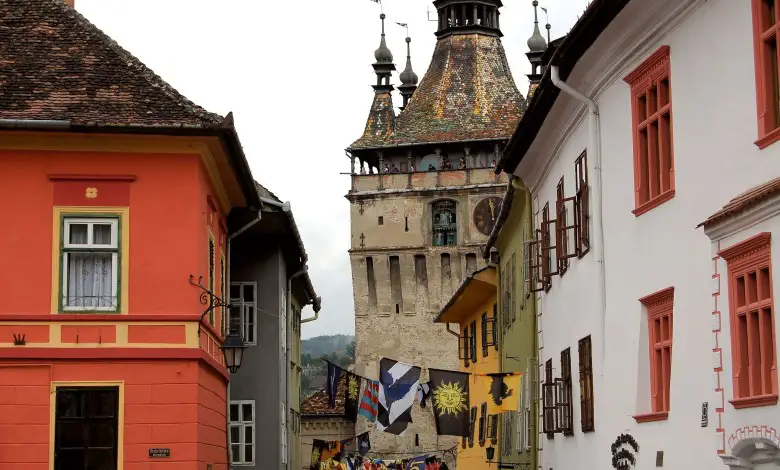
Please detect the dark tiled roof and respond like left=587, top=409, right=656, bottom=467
left=301, top=376, right=346, bottom=416
left=349, top=34, right=525, bottom=151
left=698, top=177, right=780, bottom=228
left=0, top=0, right=222, bottom=128
left=349, top=91, right=396, bottom=150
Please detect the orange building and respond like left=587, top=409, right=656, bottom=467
left=0, top=1, right=260, bottom=469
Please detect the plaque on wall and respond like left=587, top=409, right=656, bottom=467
left=149, top=448, right=171, bottom=458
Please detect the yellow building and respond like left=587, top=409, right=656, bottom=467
left=434, top=266, right=500, bottom=470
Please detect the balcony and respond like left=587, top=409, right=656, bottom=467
left=350, top=167, right=508, bottom=194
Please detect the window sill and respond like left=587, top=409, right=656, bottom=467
left=633, top=411, right=668, bottom=423
left=730, top=394, right=778, bottom=409
left=632, top=190, right=675, bottom=217
left=754, top=127, right=780, bottom=149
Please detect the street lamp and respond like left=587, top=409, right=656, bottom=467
left=486, top=446, right=496, bottom=462
left=221, top=329, right=247, bottom=373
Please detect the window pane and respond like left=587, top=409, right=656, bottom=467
left=57, top=391, right=84, bottom=418
left=229, top=306, right=242, bottom=333
left=770, top=37, right=780, bottom=129
left=57, top=450, right=86, bottom=469
left=245, top=425, right=253, bottom=443
left=69, top=224, right=89, bottom=245
left=759, top=267, right=771, bottom=301
left=88, top=423, right=116, bottom=448
left=231, top=444, right=241, bottom=463
left=86, top=449, right=115, bottom=470
left=241, top=403, right=253, bottom=422
left=244, top=284, right=254, bottom=302
left=230, top=426, right=240, bottom=444
left=229, top=404, right=239, bottom=422
left=244, top=444, right=253, bottom=463
left=93, top=224, right=112, bottom=245
left=86, top=390, right=116, bottom=418
left=58, top=422, right=85, bottom=448
left=65, top=253, right=115, bottom=309
left=230, top=285, right=241, bottom=299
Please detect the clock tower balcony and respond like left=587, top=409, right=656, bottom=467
left=349, top=167, right=508, bottom=196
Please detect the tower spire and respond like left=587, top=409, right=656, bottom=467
left=526, top=1, right=548, bottom=86
left=398, top=36, right=419, bottom=110
left=372, top=13, right=396, bottom=92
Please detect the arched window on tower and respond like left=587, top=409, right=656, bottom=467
left=433, top=200, right=457, bottom=246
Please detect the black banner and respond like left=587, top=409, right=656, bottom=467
left=429, top=368, right=470, bottom=437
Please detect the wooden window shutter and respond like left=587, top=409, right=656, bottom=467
left=510, top=253, right=517, bottom=321
left=468, top=407, right=477, bottom=447
left=479, top=402, right=487, bottom=446
left=578, top=336, right=595, bottom=432
left=574, top=151, right=590, bottom=258
left=482, top=313, right=489, bottom=357
left=541, top=203, right=559, bottom=291
left=528, top=231, right=545, bottom=293
left=460, top=325, right=469, bottom=367
left=542, top=359, right=559, bottom=437
left=556, top=176, right=579, bottom=275
left=558, top=348, right=574, bottom=435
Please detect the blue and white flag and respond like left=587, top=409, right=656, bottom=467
left=377, top=358, right=421, bottom=435
left=405, top=455, right=428, bottom=470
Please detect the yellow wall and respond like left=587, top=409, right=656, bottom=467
left=457, top=294, right=500, bottom=470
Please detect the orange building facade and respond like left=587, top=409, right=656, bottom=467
left=0, top=132, right=255, bottom=470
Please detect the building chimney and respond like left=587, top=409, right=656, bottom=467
left=64, top=0, right=75, bottom=8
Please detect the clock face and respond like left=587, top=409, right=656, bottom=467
left=473, top=196, right=504, bottom=236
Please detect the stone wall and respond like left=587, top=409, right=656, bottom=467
left=349, top=181, right=507, bottom=465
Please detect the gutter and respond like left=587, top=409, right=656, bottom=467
left=0, top=119, right=71, bottom=130
left=549, top=65, right=607, bottom=376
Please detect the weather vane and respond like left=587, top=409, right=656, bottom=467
left=395, top=22, right=409, bottom=37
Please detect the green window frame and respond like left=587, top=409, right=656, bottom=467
left=59, top=214, right=122, bottom=313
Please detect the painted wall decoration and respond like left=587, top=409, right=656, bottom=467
left=610, top=434, right=639, bottom=470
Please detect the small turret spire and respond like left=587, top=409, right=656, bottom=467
left=526, top=1, right=548, bottom=86
left=374, top=14, right=393, bottom=64
left=398, top=36, right=419, bottom=110
left=527, top=1, right=547, bottom=53
left=371, top=13, right=396, bottom=92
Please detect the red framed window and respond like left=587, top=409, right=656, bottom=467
left=636, top=287, right=674, bottom=422
left=719, top=233, right=778, bottom=408
left=624, top=46, right=675, bottom=217
left=751, top=0, right=780, bottom=148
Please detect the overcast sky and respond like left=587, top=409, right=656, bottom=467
left=75, top=0, right=588, bottom=339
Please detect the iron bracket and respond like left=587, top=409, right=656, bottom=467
left=189, top=275, right=229, bottom=335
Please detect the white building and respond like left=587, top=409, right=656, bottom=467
left=495, top=0, right=780, bottom=468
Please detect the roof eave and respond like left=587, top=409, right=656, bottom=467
left=434, top=266, right=496, bottom=323
left=496, top=0, right=632, bottom=175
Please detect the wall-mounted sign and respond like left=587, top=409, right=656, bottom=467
left=149, top=448, right=170, bottom=458
left=701, top=402, right=709, bottom=427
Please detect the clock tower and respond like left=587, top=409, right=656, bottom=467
left=345, top=1, right=523, bottom=462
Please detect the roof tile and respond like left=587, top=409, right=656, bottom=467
left=699, top=177, right=780, bottom=228
left=0, top=0, right=222, bottom=127
left=301, top=376, right=347, bottom=416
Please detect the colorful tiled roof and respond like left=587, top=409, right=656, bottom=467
left=0, top=0, right=222, bottom=128
left=349, top=34, right=525, bottom=151
left=301, top=376, right=347, bottom=417
left=698, top=177, right=780, bottom=228
left=350, top=92, right=396, bottom=149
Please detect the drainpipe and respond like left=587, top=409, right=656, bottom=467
left=550, top=66, right=607, bottom=375
left=225, top=210, right=262, bottom=469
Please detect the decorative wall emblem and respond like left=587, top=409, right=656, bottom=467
left=611, top=433, right=639, bottom=470
left=85, top=187, right=98, bottom=199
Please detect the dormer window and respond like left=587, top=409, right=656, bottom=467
left=433, top=200, right=457, bottom=246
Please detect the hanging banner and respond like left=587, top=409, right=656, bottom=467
left=428, top=368, right=470, bottom=437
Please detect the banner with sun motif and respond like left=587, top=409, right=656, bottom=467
left=344, top=371, right=361, bottom=422
left=428, top=368, right=470, bottom=437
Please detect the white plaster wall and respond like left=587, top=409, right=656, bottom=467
left=515, top=0, right=780, bottom=468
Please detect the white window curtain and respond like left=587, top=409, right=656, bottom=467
left=64, top=221, right=116, bottom=310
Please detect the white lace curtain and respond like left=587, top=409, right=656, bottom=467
left=66, top=224, right=114, bottom=309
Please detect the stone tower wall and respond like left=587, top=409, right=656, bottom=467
left=349, top=169, right=507, bottom=463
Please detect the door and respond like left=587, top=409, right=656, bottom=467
left=54, top=387, right=119, bottom=470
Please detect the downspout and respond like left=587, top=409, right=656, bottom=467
left=550, top=66, right=607, bottom=375
left=225, top=210, right=262, bottom=469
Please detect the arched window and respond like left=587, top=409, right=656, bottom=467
left=433, top=200, right=457, bottom=246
